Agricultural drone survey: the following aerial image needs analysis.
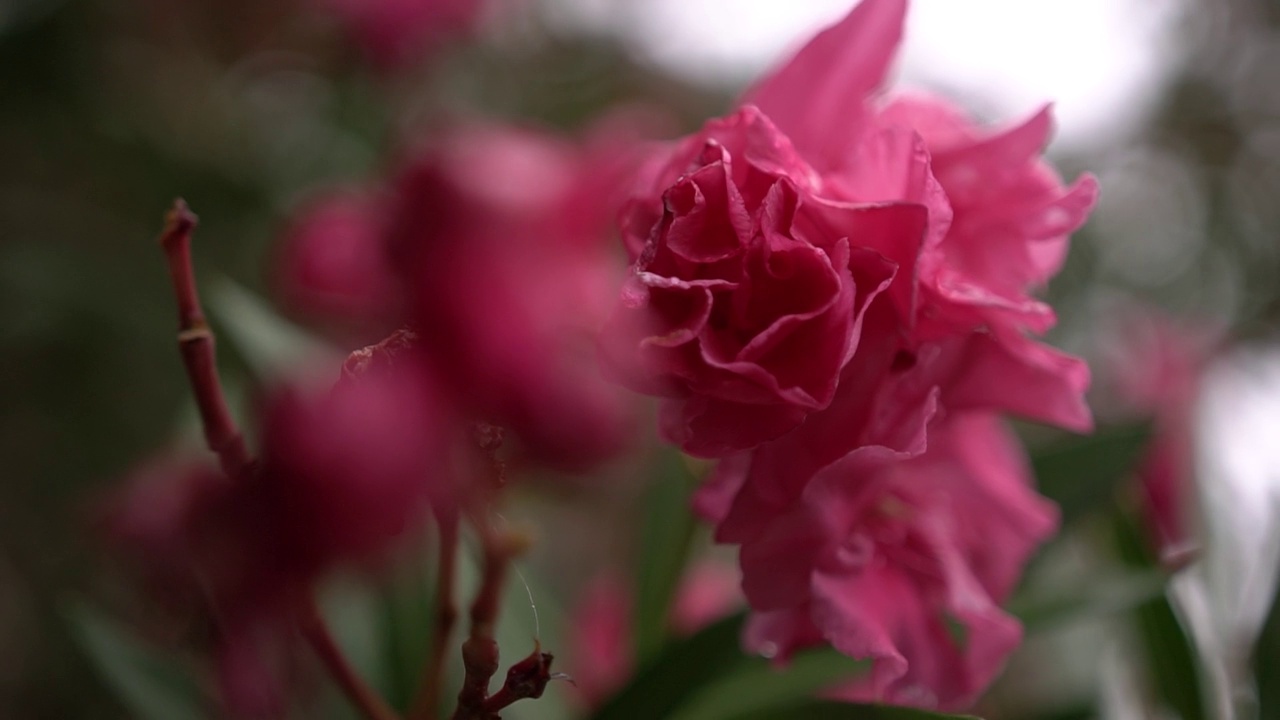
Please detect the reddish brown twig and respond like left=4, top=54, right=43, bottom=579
left=409, top=508, right=460, bottom=720
left=156, top=200, right=401, bottom=720
left=157, top=199, right=251, bottom=479
left=300, top=600, right=402, bottom=720
left=450, top=516, right=513, bottom=720
left=479, top=644, right=556, bottom=714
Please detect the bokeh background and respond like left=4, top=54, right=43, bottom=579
left=5, top=0, right=1280, bottom=717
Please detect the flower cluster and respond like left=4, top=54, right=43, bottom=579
left=604, top=0, right=1097, bottom=709
left=111, top=121, right=639, bottom=713
left=111, top=0, right=1099, bottom=715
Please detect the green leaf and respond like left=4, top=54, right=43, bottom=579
left=207, top=278, right=337, bottom=380
left=378, top=548, right=434, bottom=713
left=633, top=449, right=700, bottom=664
left=65, top=603, right=209, bottom=720
left=1253, top=560, right=1280, bottom=719
left=1032, top=423, right=1151, bottom=526
left=1010, top=568, right=1169, bottom=633
left=1112, top=508, right=1207, bottom=720
left=730, top=700, right=982, bottom=720
left=593, top=611, right=867, bottom=720
left=665, top=647, right=869, bottom=720
left=318, top=577, right=392, bottom=702
left=592, top=613, right=750, bottom=720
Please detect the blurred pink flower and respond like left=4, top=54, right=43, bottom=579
left=106, top=362, right=446, bottom=714
left=567, top=574, right=632, bottom=707
left=272, top=189, right=395, bottom=325
left=387, top=123, right=640, bottom=470
left=259, top=361, right=446, bottom=564
left=607, top=0, right=1095, bottom=707
left=714, top=414, right=1056, bottom=710
left=323, top=0, right=485, bottom=70
left=568, top=564, right=741, bottom=707
left=274, top=115, right=649, bottom=471
left=1104, top=308, right=1222, bottom=567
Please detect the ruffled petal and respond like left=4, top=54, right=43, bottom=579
left=742, top=0, right=908, bottom=170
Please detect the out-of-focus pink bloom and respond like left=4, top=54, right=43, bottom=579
left=717, top=414, right=1056, bottom=710
left=259, top=362, right=445, bottom=565
left=107, top=362, right=446, bottom=714
left=603, top=0, right=1094, bottom=460
left=1104, top=309, right=1222, bottom=567
left=569, top=564, right=740, bottom=707
left=388, top=123, right=638, bottom=470
left=322, top=0, right=485, bottom=70
left=606, top=0, right=1094, bottom=707
left=273, top=189, right=396, bottom=324
left=568, top=574, right=633, bottom=707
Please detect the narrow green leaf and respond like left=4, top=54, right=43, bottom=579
left=65, top=603, right=209, bottom=720
left=207, top=278, right=337, bottom=380
left=378, top=548, right=434, bottom=713
left=1010, top=568, right=1168, bottom=633
left=1253, top=560, right=1280, bottom=719
left=318, top=578, right=392, bottom=701
left=633, top=449, right=700, bottom=664
left=666, top=647, right=869, bottom=720
left=592, top=613, right=749, bottom=720
left=730, top=700, right=982, bottom=720
left=1112, top=508, right=1207, bottom=720
left=1032, top=423, right=1151, bottom=526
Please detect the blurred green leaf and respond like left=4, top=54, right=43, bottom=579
left=65, top=603, right=209, bottom=720
left=378, top=550, right=434, bottom=713
left=1010, top=568, right=1168, bottom=633
left=730, top=700, right=982, bottom=720
left=1253, top=560, right=1280, bottom=719
left=1112, top=508, right=1207, bottom=720
left=666, top=646, right=868, bottom=720
left=1032, top=423, right=1150, bottom=526
left=592, top=613, right=749, bottom=720
left=207, top=278, right=337, bottom=380
left=594, top=611, right=867, bottom=720
left=633, top=449, right=700, bottom=664
left=318, top=577, right=392, bottom=703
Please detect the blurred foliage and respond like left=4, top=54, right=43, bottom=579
left=5, top=0, right=1280, bottom=717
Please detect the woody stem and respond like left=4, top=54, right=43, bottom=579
left=449, top=515, right=513, bottom=720
left=157, top=200, right=400, bottom=720
left=156, top=199, right=251, bottom=479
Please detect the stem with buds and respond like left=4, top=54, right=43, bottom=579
left=157, top=200, right=401, bottom=720
left=156, top=200, right=557, bottom=720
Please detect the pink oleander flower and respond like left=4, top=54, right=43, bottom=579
left=322, top=0, right=485, bottom=70
left=606, top=0, right=1097, bottom=708
left=602, top=0, right=1094, bottom=458
left=273, top=189, right=395, bottom=325
left=1103, top=308, right=1222, bottom=567
left=387, top=122, right=639, bottom=470
left=106, top=362, right=445, bottom=714
left=569, top=563, right=741, bottom=707
left=275, top=118, right=648, bottom=471
left=703, top=413, right=1056, bottom=710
